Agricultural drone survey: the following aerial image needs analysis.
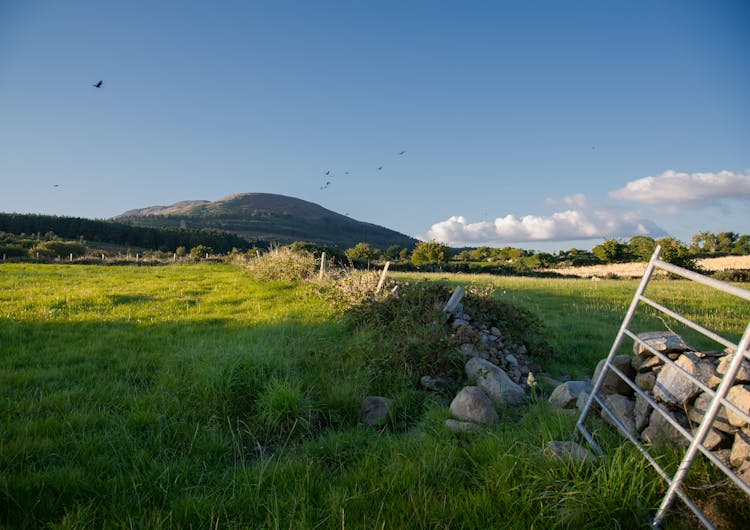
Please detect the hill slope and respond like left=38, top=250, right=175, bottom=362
left=114, top=193, right=418, bottom=250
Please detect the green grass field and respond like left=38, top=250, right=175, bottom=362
left=1, top=263, right=748, bottom=528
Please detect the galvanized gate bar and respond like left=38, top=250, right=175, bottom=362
left=653, top=259, right=750, bottom=302
left=591, top=393, right=715, bottom=530
left=574, top=245, right=750, bottom=529
left=575, top=246, right=663, bottom=455
left=637, top=295, right=740, bottom=352
left=653, top=321, right=750, bottom=526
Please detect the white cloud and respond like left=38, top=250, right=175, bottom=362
left=425, top=209, right=665, bottom=246
left=609, top=170, right=750, bottom=205
left=545, top=193, right=589, bottom=208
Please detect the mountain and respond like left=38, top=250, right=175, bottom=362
left=114, top=193, right=418, bottom=250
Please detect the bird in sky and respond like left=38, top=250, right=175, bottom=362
left=398, top=150, right=406, bottom=155
left=93, top=80, right=103, bottom=88
left=325, top=170, right=331, bottom=176
left=377, top=166, right=383, bottom=170
left=53, top=184, right=59, bottom=187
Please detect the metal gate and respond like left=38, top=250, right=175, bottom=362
left=575, top=245, right=750, bottom=529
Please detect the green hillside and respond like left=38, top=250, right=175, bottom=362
left=115, top=192, right=418, bottom=250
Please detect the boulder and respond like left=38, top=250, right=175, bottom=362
left=545, top=441, right=597, bottom=465
left=633, top=331, right=694, bottom=356
left=689, top=391, right=736, bottom=434
left=700, top=428, right=727, bottom=451
left=444, top=419, right=481, bottom=433
left=738, top=459, right=750, bottom=487
left=653, top=352, right=711, bottom=407
left=362, top=396, right=394, bottom=426
left=601, top=394, right=637, bottom=438
left=548, top=381, right=593, bottom=409
left=576, top=391, right=593, bottom=413
left=730, top=427, right=750, bottom=467
left=449, top=386, right=498, bottom=425
left=642, top=409, right=690, bottom=447
left=634, top=394, right=652, bottom=433
left=726, top=384, right=750, bottom=427
left=420, top=375, right=459, bottom=394
left=593, top=355, right=635, bottom=395
left=465, top=357, right=525, bottom=406
left=715, top=351, right=750, bottom=384
left=635, top=372, right=656, bottom=392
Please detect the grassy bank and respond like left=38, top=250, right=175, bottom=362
left=1, top=264, right=748, bottom=528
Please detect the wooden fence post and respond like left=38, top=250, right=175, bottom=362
left=442, top=286, right=465, bottom=315
left=319, top=252, right=327, bottom=279
left=375, top=261, right=390, bottom=294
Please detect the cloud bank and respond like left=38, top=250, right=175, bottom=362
left=425, top=208, right=666, bottom=246
left=609, top=170, right=750, bottom=205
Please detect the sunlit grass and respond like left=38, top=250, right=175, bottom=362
left=1, top=264, right=748, bottom=528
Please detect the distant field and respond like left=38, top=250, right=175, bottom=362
left=543, top=255, right=750, bottom=278
left=1, top=263, right=748, bottom=528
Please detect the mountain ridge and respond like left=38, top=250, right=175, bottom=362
left=114, top=192, right=418, bottom=250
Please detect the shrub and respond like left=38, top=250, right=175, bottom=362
left=712, top=269, right=750, bottom=283
left=245, top=246, right=317, bottom=281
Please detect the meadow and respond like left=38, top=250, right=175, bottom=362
left=1, top=263, right=748, bottom=528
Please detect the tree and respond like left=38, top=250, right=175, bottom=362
left=733, top=234, right=750, bottom=255
left=627, top=236, right=656, bottom=262
left=345, top=242, right=381, bottom=265
left=411, top=240, right=452, bottom=266
left=592, top=239, right=626, bottom=263
left=716, top=232, right=738, bottom=253
left=690, top=231, right=717, bottom=253
left=655, top=237, right=696, bottom=269
left=384, top=245, right=404, bottom=261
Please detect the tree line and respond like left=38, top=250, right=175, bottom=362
left=0, top=213, right=261, bottom=254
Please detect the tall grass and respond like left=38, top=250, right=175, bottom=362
left=1, top=264, right=748, bottom=528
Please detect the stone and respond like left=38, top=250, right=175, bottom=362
left=459, top=343, right=479, bottom=358
left=576, top=391, right=593, bottom=413
left=420, top=375, right=459, bottom=394
left=701, top=428, right=727, bottom=451
left=716, top=351, right=750, bottom=384
left=635, top=372, right=656, bottom=392
left=730, top=427, right=750, bottom=467
left=642, top=409, right=690, bottom=447
left=545, top=441, right=597, bottom=465
left=689, top=391, right=735, bottom=434
left=738, top=459, right=750, bottom=487
left=362, top=396, right=394, bottom=426
left=548, top=380, right=594, bottom=410
left=634, top=394, right=652, bottom=433
left=490, top=326, right=502, bottom=337
left=601, top=394, right=637, bottom=438
left=593, top=355, right=635, bottom=395
left=449, top=386, right=498, bottom=425
left=633, top=331, right=694, bottom=356
left=451, top=318, right=468, bottom=329
left=444, top=419, right=481, bottom=433
left=713, top=449, right=732, bottom=468
left=653, top=352, right=710, bottom=407
left=465, top=357, right=525, bottom=406
left=726, top=384, right=750, bottom=427
left=638, top=355, right=664, bottom=372
left=505, top=354, right=519, bottom=368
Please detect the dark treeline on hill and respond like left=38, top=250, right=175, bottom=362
left=0, top=213, right=262, bottom=254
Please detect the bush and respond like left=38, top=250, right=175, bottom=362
left=28, top=240, right=87, bottom=259
left=245, top=247, right=317, bottom=282
left=712, top=269, right=750, bottom=283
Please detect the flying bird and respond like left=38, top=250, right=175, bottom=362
left=377, top=166, right=383, bottom=170
left=93, top=80, right=103, bottom=88
left=398, top=150, right=406, bottom=155
left=53, top=184, right=59, bottom=188
left=325, top=170, right=331, bottom=176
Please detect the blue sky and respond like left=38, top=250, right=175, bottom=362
left=1, top=0, right=748, bottom=251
